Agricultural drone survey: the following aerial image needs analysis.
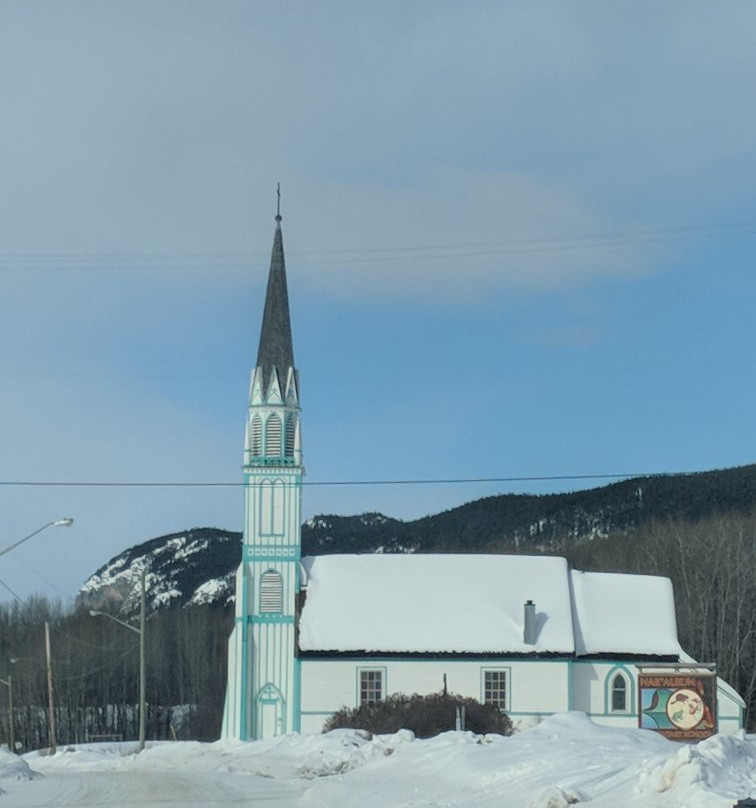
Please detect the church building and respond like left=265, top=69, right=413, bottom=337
left=222, top=211, right=745, bottom=742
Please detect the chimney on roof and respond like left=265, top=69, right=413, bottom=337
left=524, top=600, right=536, bottom=645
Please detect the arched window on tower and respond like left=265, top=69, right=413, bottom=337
left=611, top=673, right=628, bottom=712
left=250, top=414, right=262, bottom=457
left=265, top=414, right=282, bottom=457
left=259, top=570, right=283, bottom=614
left=285, top=414, right=297, bottom=458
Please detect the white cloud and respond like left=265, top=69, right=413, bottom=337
left=287, top=169, right=668, bottom=302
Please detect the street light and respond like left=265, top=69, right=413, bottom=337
left=0, top=518, right=74, bottom=559
left=0, top=520, right=73, bottom=755
left=90, top=570, right=146, bottom=752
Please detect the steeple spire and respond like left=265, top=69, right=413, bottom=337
left=256, top=189, right=295, bottom=397
left=223, top=200, right=304, bottom=741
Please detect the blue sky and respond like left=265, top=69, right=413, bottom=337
left=1, top=1, right=754, bottom=602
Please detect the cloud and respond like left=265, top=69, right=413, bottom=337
left=286, top=168, right=669, bottom=302
left=1, top=2, right=753, bottom=315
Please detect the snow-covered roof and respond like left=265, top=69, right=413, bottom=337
left=569, top=570, right=682, bottom=657
left=299, top=554, right=682, bottom=658
left=299, top=554, right=575, bottom=654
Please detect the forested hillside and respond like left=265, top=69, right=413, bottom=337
left=303, top=463, right=756, bottom=554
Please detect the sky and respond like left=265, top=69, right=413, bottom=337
left=1, top=1, right=755, bottom=604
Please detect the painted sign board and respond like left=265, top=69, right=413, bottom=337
left=638, top=673, right=716, bottom=740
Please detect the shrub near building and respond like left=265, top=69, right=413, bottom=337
left=324, top=692, right=513, bottom=738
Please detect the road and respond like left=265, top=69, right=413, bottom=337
left=0, top=770, right=309, bottom=807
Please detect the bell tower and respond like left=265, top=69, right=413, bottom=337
left=222, top=197, right=303, bottom=740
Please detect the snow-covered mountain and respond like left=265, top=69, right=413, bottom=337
left=77, top=516, right=415, bottom=615
left=76, top=464, right=756, bottom=616
left=78, top=527, right=241, bottom=614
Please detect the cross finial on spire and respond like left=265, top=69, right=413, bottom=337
left=275, top=183, right=282, bottom=224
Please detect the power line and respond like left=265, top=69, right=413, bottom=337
left=0, top=219, right=754, bottom=272
left=0, top=471, right=675, bottom=489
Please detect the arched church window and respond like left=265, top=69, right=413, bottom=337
left=611, top=673, right=628, bottom=712
left=260, top=570, right=283, bottom=614
left=285, top=414, right=297, bottom=458
left=265, top=414, right=282, bottom=456
left=250, top=415, right=262, bottom=456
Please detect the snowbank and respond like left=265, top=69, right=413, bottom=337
left=19, top=714, right=756, bottom=807
left=0, top=748, right=37, bottom=793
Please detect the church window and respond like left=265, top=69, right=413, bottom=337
left=259, top=570, right=283, bottom=614
left=265, top=415, right=282, bottom=456
left=611, top=673, right=628, bottom=712
left=483, top=669, right=507, bottom=710
left=285, top=414, right=297, bottom=458
left=250, top=415, right=262, bottom=456
left=359, top=669, right=384, bottom=705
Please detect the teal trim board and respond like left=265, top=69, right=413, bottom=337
left=239, top=562, right=250, bottom=741
left=251, top=614, right=295, bottom=625
left=292, top=657, right=302, bottom=732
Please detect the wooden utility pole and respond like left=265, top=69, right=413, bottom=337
left=44, top=621, right=56, bottom=754
left=89, top=570, right=147, bottom=752
left=7, top=672, right=13, bottom=754
left=0, top=672, right=13, bottom=753
left=138, top=569, right=146, bottom=752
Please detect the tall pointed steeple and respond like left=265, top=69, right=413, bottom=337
left=222, top=194, right=304, bottom=741
left=256, top=212, right=295, bottom=399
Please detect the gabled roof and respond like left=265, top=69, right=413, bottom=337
left=299, top=554, right=575, bottom=655
left=569, top=569, right=682, bottom=657
left=298, top=554, right=683, bottom=659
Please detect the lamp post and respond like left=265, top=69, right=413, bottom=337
left=0, top=517, right=73, bottom=754
left=1, top=519, right=73, bottom=754
left=0, top=518, right=74, bottom=559
left=90, top=570, right=146, bottom=751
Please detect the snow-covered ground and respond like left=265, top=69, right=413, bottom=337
left=1, top=713, right=754, bottom=807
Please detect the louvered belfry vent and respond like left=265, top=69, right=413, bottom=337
left=265, top=414, right=282, bottom=456
left=260, top=570, right=283, bottom=613
left=250, top=415, right=262, bottom=456
left=285, top=414, right=297, bottom=457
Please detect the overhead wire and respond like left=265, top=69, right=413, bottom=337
left=0, top=219, right=754, bottom=272
left=0, top=470, right=680, bottom=489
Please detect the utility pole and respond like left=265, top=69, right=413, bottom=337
left=138, top=569, right=146, bottom=752
left=0, top=669, right=14, bottom=754
left=90, top=569, right=147, bottom=751
left=45, top=622, right=56, bottom=754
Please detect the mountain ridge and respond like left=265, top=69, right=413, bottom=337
left=77, top=463, right=756, bottom=614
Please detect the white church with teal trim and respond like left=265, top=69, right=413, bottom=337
left=222, top=211, right=745, bottom=741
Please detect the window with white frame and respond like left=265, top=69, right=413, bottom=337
left=359, top=669, right=384, bottom=706
left=610, top=672, right=628, bottom=712
left=483, top=669, right=507, bottom=710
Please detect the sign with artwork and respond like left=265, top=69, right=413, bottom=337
left=638, top=673, right=716, bottom=740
